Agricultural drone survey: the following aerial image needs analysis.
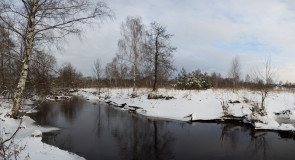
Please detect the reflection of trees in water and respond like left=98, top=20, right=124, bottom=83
left=98, top=105, right=175, bottom=160
left=121, top=118, right=174, bottom=160
left=219, top=123, right=269, bottom=160
left=152, top=121, right=175, bottom=160
left=220, top=123, right=239, bottom=148
left=248, top=131, right=269, bottom=160
left=30, top=102, right=59, bottom=125
left=34, top=101, right=295, bottom=160
left=31, top=97, right=84, bottom=125
left=59, top=97, right=83, bottom=121
left=94, top=102, right=104, bottom=136
left=277, top=132, right=295, bottom=141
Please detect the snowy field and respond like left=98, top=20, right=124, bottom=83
left=76, top=88, right=295, bottom=131
left=0, top=100, right=85, bottom=160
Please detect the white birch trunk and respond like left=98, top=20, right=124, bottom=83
left=132, top=40, right=136, bottom=93
left=133, top=53, right=136, bottom=92
left=11, top=0, right=38, bottom=118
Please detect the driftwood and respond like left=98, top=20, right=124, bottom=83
left=228, top=100, right=241, bottom=104
left=147, top=93, right=174, bottom=100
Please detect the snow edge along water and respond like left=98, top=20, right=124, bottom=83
left=74, top=88, right=295, bottom=134
left=0, top=99, right=86, bottom=160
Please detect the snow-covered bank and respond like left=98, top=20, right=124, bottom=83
left=75, top=88, right=295, bottom=132
left=0, top=100, right=85, bottom=160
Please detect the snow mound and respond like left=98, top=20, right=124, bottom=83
left=31, top=130, right=42, bottom=137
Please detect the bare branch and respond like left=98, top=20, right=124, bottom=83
left=1, top=52, right=23, bottom=63
left=0, top=16, right=24, bottom=39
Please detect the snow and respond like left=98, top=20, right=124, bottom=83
left=17, top=137, right=84, bottom=160
left=0, top=100, right=85, bottom=160
left=75, top=88, right=295, bottom=131
left=31, top=130, right=42, bottom=137
left=191, top=112, right=197, bottom=121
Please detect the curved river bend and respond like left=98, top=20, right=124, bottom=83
left=29, top=97, right=295, bottom=160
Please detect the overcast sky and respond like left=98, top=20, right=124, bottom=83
left=55, top=0, right=295, bottom=83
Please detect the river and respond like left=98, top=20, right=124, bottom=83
left=29, top=97, right=295, bottom=160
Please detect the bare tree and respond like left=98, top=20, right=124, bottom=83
left=92, top=59, right=103, bottom=95
left=245, top=74, right=251, bottom=88
left=0, top=0, right=112, bottom=118
left=144, top=22, right=176, bottom=91
left=252, top=56, right=274, bottom=114
left=118, top=60, right=129, bottom=87
left=229, top=56, right=241, bottom=91
left=30, top=50, right=56, bottom=96
left=0, top=25, right=15, bottom=98
left=105, top=57, right=121, bottom=87
left=105, top=60, right=114, bottom=88
left=117, top=16, right=144, bottom=94
left=58, top=63, right=82, bottom=89
left=211, top=72, right=220, bottom=88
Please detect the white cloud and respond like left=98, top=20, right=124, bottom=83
left=56, top=0, right=295, bottom=82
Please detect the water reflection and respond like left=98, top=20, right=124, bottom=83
left=30, top=97, right=83, bottom=126
left=248, top=132, right=269, bottom=160
left=30, top=98, right=295, bottom=160
left=218, top=122, right=295, bottom=160
left=111, top=116, right=175, bottom=160
left=30, top=102, right=59, bottom=125
left=220, top=123, right=240, bottom=148
left=59, top=97, right=83, bottom=121
left=92, top=101, right=175, bottom=159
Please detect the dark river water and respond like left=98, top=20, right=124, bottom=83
left=29, top=97, right=295, bottom=160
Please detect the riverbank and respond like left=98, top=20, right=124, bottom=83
left=0, top=99, right=85, bottom=160
left=75, top=88, right=295, bottom=132
left=1, top=88, right=294, bottom=159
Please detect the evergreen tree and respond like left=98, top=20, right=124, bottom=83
left=175, top=68, right=187, bottom=89
left=201, top=72, right=212, bottom=89
left=175, top=68, right=212, bottom=90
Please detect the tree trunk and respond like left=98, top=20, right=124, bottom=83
left=98, top=79, right=101, bottom=95
left=1, top=51, right=4, bottom=89
left=8, top=30, right=12, bottom=99
left=152, top=37, right=159, bottom=91
left=8, top=50, right=12, bottom=99
left=11, top=0, right=38, bottom=118
left=232, top=80, right=235, bottom=92
left=11, top=58, right=30, bottom=118
left=133, top=47, right=136, bottom=92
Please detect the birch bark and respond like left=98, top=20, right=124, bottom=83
left=11, top=0, right=39, bottom=118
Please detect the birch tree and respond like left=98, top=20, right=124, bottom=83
left=0, top=0, right=112, bottom=118
left=93, top=59, right=103, bottom=95
left=229, top=56, right=241, bottom=91
left=117, top=16, right=144, bottom=94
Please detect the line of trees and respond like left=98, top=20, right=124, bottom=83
left=100, top=16, right=176, bottom=94
left=0, top=0, right=289, bottom=119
